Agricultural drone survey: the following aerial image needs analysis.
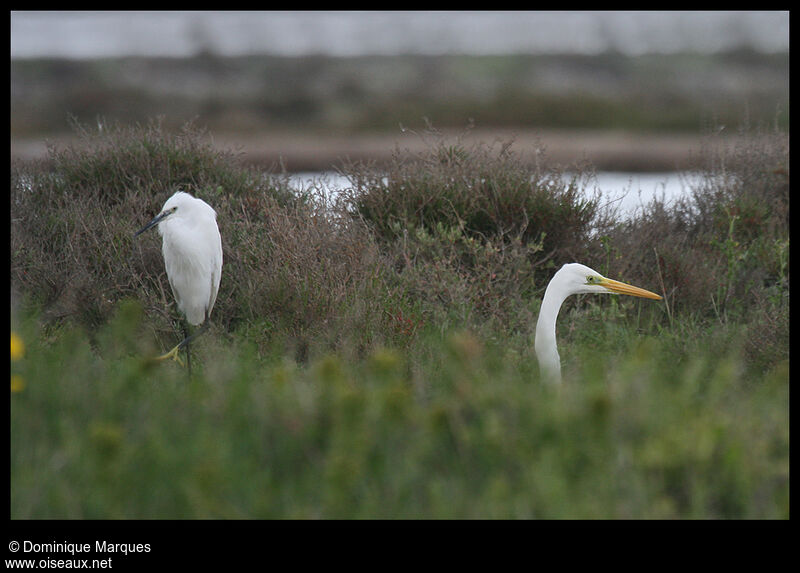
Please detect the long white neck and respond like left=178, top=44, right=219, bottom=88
left=534, top=276, right=571, bottom=383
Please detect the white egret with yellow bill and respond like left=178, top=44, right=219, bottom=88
left=535, top=263, right=662, bottom=383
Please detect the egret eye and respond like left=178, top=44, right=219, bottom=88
left=586, top=276, right=594, bottom=284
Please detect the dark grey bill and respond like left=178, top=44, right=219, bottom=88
left=134, top=210, right=171, bottom=237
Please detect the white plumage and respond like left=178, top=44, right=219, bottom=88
left=135, top=190, right=223, bottom=370
left=535, top=263, right=661, bottom=383
left=155, top=191, right=222, bottom=325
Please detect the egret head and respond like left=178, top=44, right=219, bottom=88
left=134, top=191, right=214, bottom=237
left=556, top=263, right=662, bottom=300
left=536, top=262, right=662, bottom=383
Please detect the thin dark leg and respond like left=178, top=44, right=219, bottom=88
left=155, top=310, right=209, bottom=375
left=176, top=320, right=209, bottom=351
left=183, top=322, right=192, bottom=377
left=176, top=310, right=210, bottom=376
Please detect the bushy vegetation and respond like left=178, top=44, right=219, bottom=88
left=10, top=304, right=788, bottom=519
left=10, top=120, right=788, bottom=518
left=599, top=126, right=789, bottom=372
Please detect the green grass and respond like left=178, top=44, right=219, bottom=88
left=10, top=300, right=788, bottom=519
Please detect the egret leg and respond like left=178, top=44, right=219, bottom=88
left=154, top=311, right=210, bottom=374
left=179, top=320, right=211, bottom=377
left=175, top=320, right=209, bottom=352
left=183, top=323, right=192, bottom=377
left=153, top=323, right=192, bottom=368
left=155, top=342, right=185, bottom=366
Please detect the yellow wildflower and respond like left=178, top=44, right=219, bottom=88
left=11, top=375, right=25, bottom=393
left=11, top=332, right=24, bottom=361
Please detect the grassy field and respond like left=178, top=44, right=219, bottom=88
left=10, top=120, right=789, bottom=519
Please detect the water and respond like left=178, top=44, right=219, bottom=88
left=11, top=11, right=788, bottom=59
left=15, top=169, right=697, bottom=218
left=14, top=168, right=699, bottom=221
left=288, top=170, right=702, bottom=219
left=580, top=171, right=702, bottom=217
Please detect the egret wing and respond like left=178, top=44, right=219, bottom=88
left=206, top=235, right=223, bottom=319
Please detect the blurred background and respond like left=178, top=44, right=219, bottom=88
left=10, top=11, right=789, bottom=172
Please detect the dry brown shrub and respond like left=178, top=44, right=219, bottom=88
left=341, top=131, right=600, bottom=283
left=600, top=124, right=789, bottom=325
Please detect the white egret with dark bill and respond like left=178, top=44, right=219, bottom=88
left=135, top=191, right=223, bottom=374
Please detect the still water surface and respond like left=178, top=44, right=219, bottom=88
left=288, top=170, right=703, bottom=219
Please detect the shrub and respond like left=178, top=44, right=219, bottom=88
left=10, top=120, right=377, bottom=353
left=598, top=124, right=788, bottom=326
left=582, top=123, right=790, bottom=381
left=338, top=130, right=608, bottom=339
left=342, top=131, right=599, bottom=272
left=10, top=118, right=788, bottom=374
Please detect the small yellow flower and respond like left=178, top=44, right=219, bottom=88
left=11, top=375, right=25, bottom=393
left=11, top=332, right=25, bottom=361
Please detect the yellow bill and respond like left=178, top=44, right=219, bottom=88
left=600, top=277, right=662, bottom=300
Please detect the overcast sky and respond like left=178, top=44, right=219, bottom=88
left=11, top=11, right=790, bottom=59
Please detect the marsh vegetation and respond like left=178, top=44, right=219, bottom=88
left=10, top=119, right=788, bottom=518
